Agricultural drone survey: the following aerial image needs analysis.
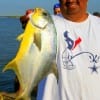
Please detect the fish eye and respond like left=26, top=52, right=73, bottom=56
left=42, top=12, right=48, bottom=16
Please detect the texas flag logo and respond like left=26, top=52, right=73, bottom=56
left=64, top=31, right=82, bottom=50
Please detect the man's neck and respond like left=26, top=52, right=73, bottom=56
left=63, top=13, right=88, bottom=22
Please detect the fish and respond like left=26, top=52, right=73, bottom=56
left=2, top=7, right=57, bottom=100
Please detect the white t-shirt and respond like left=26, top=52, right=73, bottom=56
left=38, top=14, right=100, bottom=100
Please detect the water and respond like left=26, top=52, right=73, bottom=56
left=0, top=17, right=23, bottom=92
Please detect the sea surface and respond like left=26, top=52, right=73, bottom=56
left=0, top=17, right=23, bottom=92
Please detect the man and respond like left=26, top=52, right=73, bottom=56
left=93, top=12, right=100, bottom=17
left=53, top=3, right=61, bottom=16
left=39, top=0, right=100, bottom=100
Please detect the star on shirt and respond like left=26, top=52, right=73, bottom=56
left=88, top=64, right=100, bottom=74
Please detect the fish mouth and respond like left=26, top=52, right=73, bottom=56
left=29, top=8, right=48, bottom=29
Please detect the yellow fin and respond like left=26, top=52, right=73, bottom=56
left=3, top=59, right=17, bottom=72
left=16, top=33, right=24, bottom=41
left=34, top=32, right=41, bottom=50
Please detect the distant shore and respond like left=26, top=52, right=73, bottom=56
left=0, top=16, right=20, bottom=18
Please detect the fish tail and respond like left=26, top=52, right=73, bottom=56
left=3, top=59, right=17, bottom=72
left=16, top=96, right=31, bottom=100
left=16, top=89, right=31, bottom=100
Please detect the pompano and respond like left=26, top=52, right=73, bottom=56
left=2, top=8, right=57, bottom=100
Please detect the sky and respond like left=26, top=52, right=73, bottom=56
left=0, top=0, right=100, bottom=16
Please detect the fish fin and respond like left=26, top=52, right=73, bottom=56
left=0, top=92, right=16, bottom=99
left=16, top=33, right=24, bottom=41
left=3, top=59, right=17, bottom=72
left=49, top=61, right=58, bottom=80
left=16, top=90, right=31, bottom=100
left=34, top=32, right=41, bottom=50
